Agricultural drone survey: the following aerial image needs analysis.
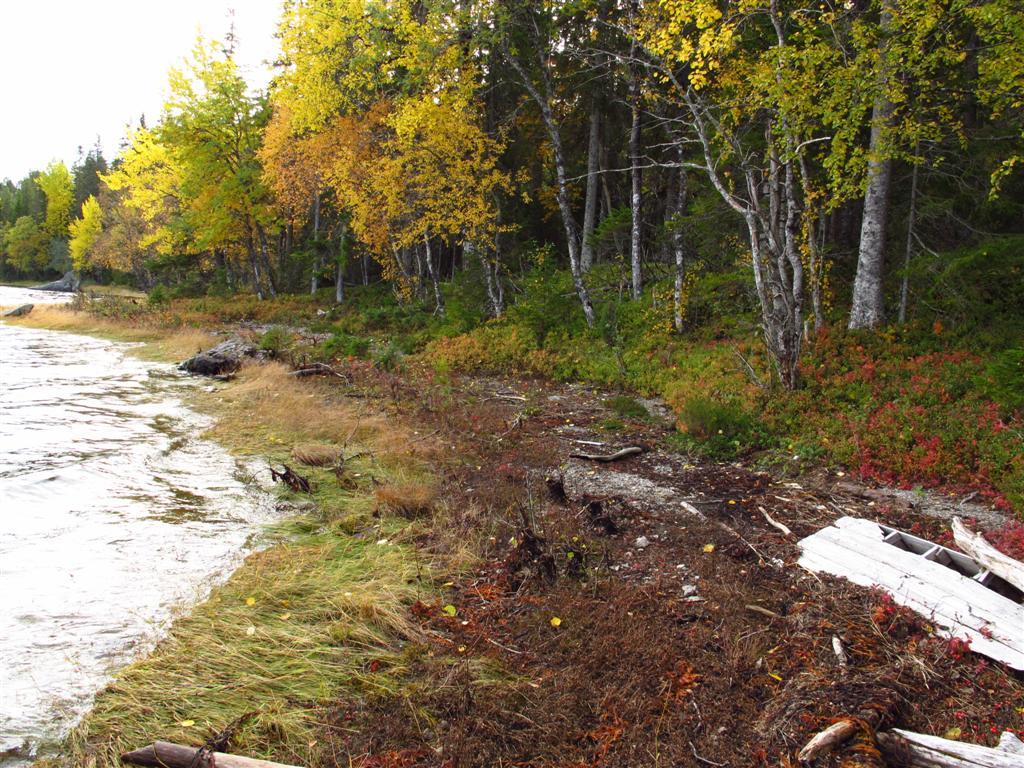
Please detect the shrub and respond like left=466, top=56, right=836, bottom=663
left=674, top=396, right=766, bottom=459
left=319, top=331, right=370, bottom=360
left=374, top=339, right=405, bottom=372
left=605, top=395, right=650, bottom=421
left=147, top=285, right=170, bottom=306
left=259, top=326, right=294, bottom=357
left=980, top=348, right=1024, bottom=414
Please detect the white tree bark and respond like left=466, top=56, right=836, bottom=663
left=849, top=0, right=894, bottom=329
left=580, top=101, right=601, bottom=273
left=310, top=189, right=321, bottom=295
left=629, top=90, right=643, bottom=301
left=504, top=39, right=596, bottom=327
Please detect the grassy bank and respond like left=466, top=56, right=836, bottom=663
left=4, top=299, right=1023, bottom=766
left=35, top=254, right=1022, bottom=516
left=3, top=306, right=448, bottom=766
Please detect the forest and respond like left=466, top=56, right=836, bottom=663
left=2, top=0, right=1023, bottom=503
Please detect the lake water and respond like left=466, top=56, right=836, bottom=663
left=0, top=287, right=276, bottom=760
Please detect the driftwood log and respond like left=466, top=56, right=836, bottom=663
left=951, top=516, right=1024, bottom=593
left=32, top=271, right=80, bottom=292
left=122, top=741, right=302, bottom=768
left=2, top=304, right=33, bottom=317
left=798, top=718, right=866, bottom=763
left=877, top=729, right=1024, bottom=767
left=271, top=464, right=312, bottom=494
left=180, top=338, right=260, bottom=377
left=569, top=446, right=644, bottom=462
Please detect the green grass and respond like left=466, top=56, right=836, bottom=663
left=65, top=525, right=423, bottom=766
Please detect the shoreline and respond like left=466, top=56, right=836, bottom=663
left=2, top=304, right=440, bottom=766
left=4, top=300, right=1023, bottom=767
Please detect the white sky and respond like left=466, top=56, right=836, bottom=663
left=0, top=1, right=283, bottom=182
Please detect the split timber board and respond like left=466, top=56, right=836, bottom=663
left=798, top=517, right=1024, bottom=670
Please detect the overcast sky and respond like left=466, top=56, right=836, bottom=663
left=0, top=1, right=282, bottom=182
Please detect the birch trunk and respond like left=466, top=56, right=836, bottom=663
left=424, top=233, right=444, bottom=315
left=505, top=50, right=595, bottom=327
left=671, top=156, right=688, bottom=333
left=849, top=0, right=894, bottom=329
left=899, top=157, right=920, bottom=324
left=580, top=101, right=601, bottom=273
left=629, top=45, right=643, bottom=300
left=335, top=222, right=348, bottom=304
left=310, top=189, right=321, bottom=295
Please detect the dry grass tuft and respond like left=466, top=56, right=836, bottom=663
left=375, top=481, right=438, bottom=518
left=2, top=305, right=216, bottom=362
left=292, top=443, right=343, bottom=467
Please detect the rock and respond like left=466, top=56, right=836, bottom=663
left=179, top=337, right=260, bottom=377
left=635, top=535, right=650, bottom=549
left=2, top=304, right=33, bottom=317
left=32, top=271, right=80, bottom=293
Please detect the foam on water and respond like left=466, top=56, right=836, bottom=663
left=0, top=288, right=276, bottom=760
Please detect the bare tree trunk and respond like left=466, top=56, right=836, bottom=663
left=629, top=62, right=643, bottom=300
left=423, top=232, right=444, bottom=315
left=310, top=190, right=321, bottom=295
left=335, top=221, right=348, bottom=304
left=505, top=47, right=595, bottom=327
left=671, top=154, right=688, bottom=333
left=898, top=155, right=919, bottom=324
left=580, top=101, right=601, bottom=273
left=849, top=0, right=894, bottom=330
left=255, top=223, right=278, bottom=298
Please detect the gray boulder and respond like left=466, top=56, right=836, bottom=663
left=2, top=304, right=33, bottom=317
left=179, top=338, right=260, bottom=377
left=32, top=271, right=80, bottom=293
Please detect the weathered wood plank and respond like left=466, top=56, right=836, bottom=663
left=952, top=517, right=1024, bottom=594
left=877, top=729, right=1024, bottom=767
left=798, top=517, right=1024, bottom=669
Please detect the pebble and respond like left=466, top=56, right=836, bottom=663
left=635, top=536, right=650, bottom=549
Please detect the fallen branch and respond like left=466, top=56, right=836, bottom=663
left=759, top=506, right=793, bottom=537
left=121, top=741, right=302, bottom=768
left=832, top=635, right=849, bottom=668
left=746, top=604, right=781, bottom=620
left=288, top=362, right=349, bottom=380
left=569, top=446, right=644, bottom=462
left=270, top=464, right=312, bottom=494
left=798, top=719, right=864, bottom=763
left=951, top=516, right=1024, bottom=593
left=876, top=728, right=1024, bottom=767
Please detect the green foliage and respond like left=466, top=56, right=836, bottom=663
left=672, top=397, right=767, bottom=460
left=3, top=215, right=49, bottom=274
left=319, top=331, right=370, bottom=360
left=259, top=326, right=295, bottom=357
left=981, top=348, right=1024, bottom=414
left=913, top=235, right=1024, bottom=343
left=147, top=285, right=170, bottom=305
left=605, top=395, right=650, bottom=422
left=373, top=339, right=405, bottom=372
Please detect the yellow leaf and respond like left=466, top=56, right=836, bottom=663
left=279, top=613, right=291, bottom=621
left=245, top=596, right=256, bottom=606
left=178, top=720, right=195, bottom=727
left=944, top=727, right=962, bottom=739
left=443, top=604, right=457, bottom=617
left=550, top=617, right=562, bottom=628
left=768, top=672, right=783, bottom=682
left=703, top=544, right=715, bottom=553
